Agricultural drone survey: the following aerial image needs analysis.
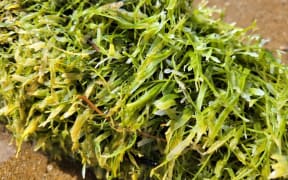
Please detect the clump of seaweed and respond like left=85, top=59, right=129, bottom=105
left=1, top=0, right=288, bottom=179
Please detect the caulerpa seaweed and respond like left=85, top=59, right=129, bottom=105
left=1, top=0, right=288, bottom=179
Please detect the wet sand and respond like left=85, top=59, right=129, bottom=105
left=0, top=0, right=288, bottom=179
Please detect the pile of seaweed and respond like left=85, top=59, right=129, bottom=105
left=1, top=0, right=288, bottom=179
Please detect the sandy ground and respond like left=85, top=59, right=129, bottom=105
left=0, top=0, right=287, bottom=179
left=0, top=124, right=96, bottom=180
